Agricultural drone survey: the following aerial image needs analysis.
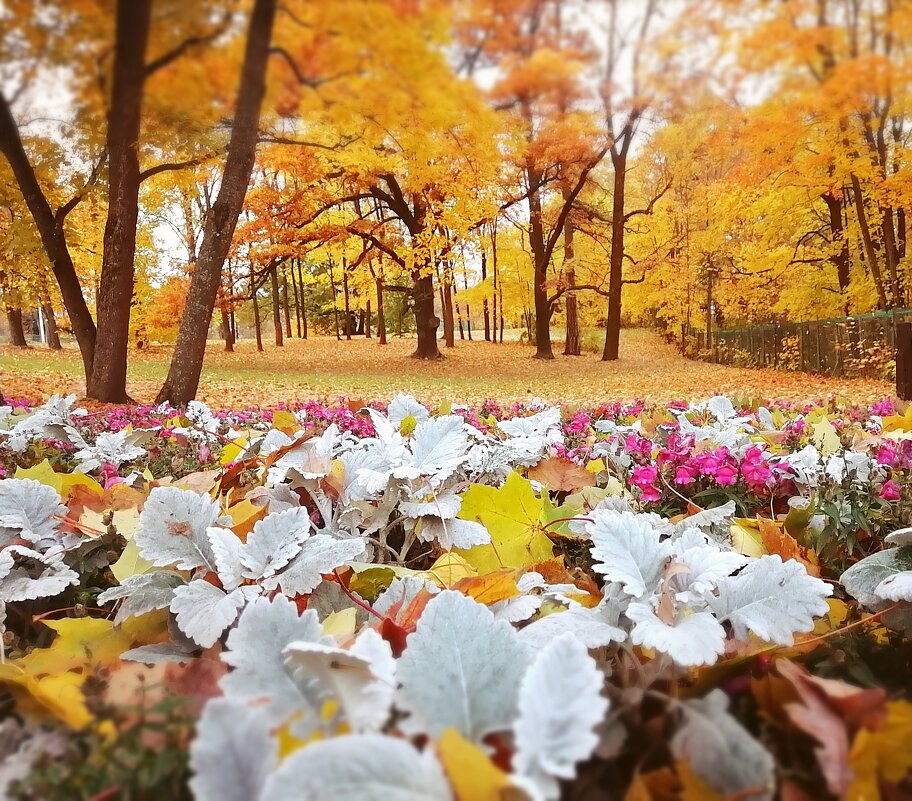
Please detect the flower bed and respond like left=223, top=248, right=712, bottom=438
left=0, top=393, right=910, bottom=800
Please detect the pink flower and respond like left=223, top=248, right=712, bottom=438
left=880, top=480, right=902, bottom=501
left=630, top=464, right=661, bottom=502
left=674, top=465, right=696, bottom=485
left=715, top=463, right=739, bottom=485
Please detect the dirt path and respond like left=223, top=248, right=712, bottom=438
left=0, top=329, right=893, bottom=407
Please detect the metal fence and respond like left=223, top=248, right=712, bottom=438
left=685, top=308, right=912, bottom=380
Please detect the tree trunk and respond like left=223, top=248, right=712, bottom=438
left=481, top=251, right=491, bottom=341
left=365, top=299, right=372, bottom=338
left=442, top=270, right=455, bottom=348
left=343, top=260, right=352, bottom=340
left=329, top=260, right=341, bottom=339
left=562, top=186, right=580, bottom=356
left=0, top=95, right=96, bottom=379
left=822, top=190, right=850, bottom=292
left=602, top=149, right=627, bottom=362
left=376, top=275, right=387, bottom=345
left=849, top=173, right=890, bottom=309
left=88, top=0, right=152, bottom=403
left=252, top=281, right=264, bottom=352
left=220, top=305, right=234, bottom=352
left=527, top=167, right=553, bottom=358
left=290, top=258, right=302, bottom=337
left=282, top=268, right=292, bottom=338
left=270, top=265, right=283, bottom=346
left=412, top=266, right=441, bottom=359
left=297, top=260, right=308, bottom=339
left=156, top=0, right=277, bottom=405
left=41, top=299, right=61, bottom=349
left=882, top=207, right=904, bottom=306
left=456, top=299, right=465, bottom=340
left=5, top=306, right=27, bottom=346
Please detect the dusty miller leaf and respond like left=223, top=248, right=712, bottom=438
left=710, top=555, right=831, bottom=645
left=261, top=734, right=453, bottom=801
left=588, top=509, right=672, bottom=599
left=190, top=698, right=277, bottom=801
left=397, top=590, right=530, bottom=742
left=135, top=486, right=222, bottom=571
left=513, top=634, right=608, bottom=800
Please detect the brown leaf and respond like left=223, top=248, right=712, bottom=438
left=527, top=457, right=596, bottom=493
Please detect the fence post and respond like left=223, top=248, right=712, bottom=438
left=898, top=322, right=912, bottom=400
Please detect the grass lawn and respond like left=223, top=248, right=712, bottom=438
left=0, top=328, right=893, bottom=407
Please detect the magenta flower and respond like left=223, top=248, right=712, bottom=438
left=880, top=480, right=902, bottom=501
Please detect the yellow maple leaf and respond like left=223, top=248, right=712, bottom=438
left=437, top=728, right=514, bottom=801
left=845, top=701, right=912, bottom=800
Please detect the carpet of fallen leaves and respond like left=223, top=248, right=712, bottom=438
left=0, top=329, right=894, bottom=407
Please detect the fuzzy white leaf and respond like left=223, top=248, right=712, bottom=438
left=387, top=394, right=429, bottom=427
left=408, top=416, right=468, bottom=483
left=0, top=479, right=66, bottom=548
left=400, top=493, right=462, bottom=520
left=98, top=572, right=184, bottom=624
left=284, top=628, right=396, bottom=732
left=841, top=546, right=912, bottom=608
left=121, top=642, right=196, bottom=664
left=672, top=690, right=774, bottom=801
left=264, top=534, right=365, bottom=595
left=885, top=527, right=912, bottom=546
left=588, top=509, right=672, bottom=599
left=220, top=595, right=329, bottom=726
left=190, top=698, right=276, bottom=801
left=874, top=570, right=912, bottom=601
left=518, top=601, right=626, bottom=649
left=207, top=527, right=244, bottom=591
left=417, top=517, right=490, bottom=550
left=672, top=501, right=737, bottom=534
left=674, top=546, right=748, bottom=599
left=135, top=486, right=222, bottom=570
left=626, top=603, right=726, bottom=667
left=710, top=555, right=831, bottom=645
left=397, top=590, right=530, bottom=742
left=170, top=581, right=253, bottom=648
left=240, top=507, right=311, bottom=580
left=513, top=634, right=608, bottom=800
left=0, top=546, right=79, bottom=602
left=373, top=576, right=439, bottom=620
left=490, top=594, right=542, bottom=623
left=261, top=734, right=453, bottom=801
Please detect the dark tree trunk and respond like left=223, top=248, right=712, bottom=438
left=365, top=299, right=372, bottom=338
left=456, top=299, right=465, bottom=340
left=602, top=149, right=627, bottom=362
left=442, top=271, right=455, bottom=348
left=6, top=306, right=27, bottom=347
left=270, top=265, right=283, bottom=346
left=88, top=0, right=151, bottom=403
left=297, top=260, right=308, bottom=339
left=376, top=275, right=387, bottom=345
left=252, top=278, right=264, bottom=352
left=220, top=305, right=234, bottom=352
left=290, top=258, right=302, bottom=337
left=329, top=260, right=341, bottom=340
left=412, top=269, right=440, bottom=359
left=850, top=173, right=890, bottom=309
left=481, top=251, right=491, bottom=341
left=562, top=186, right=580, bottom=356
left=527, top=167, right=553, bottom=358
left=156, top=0, right=277, bottom=404
left=0, top=95, right=96, bottom=378
left=823, top=190, right=850, bottom=292
left=282, top=269, right=292, bottom=338
left=41, top=299, right=61, bottom=349
left=343, top=261, right=352, bottom=340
